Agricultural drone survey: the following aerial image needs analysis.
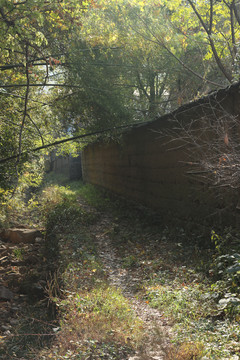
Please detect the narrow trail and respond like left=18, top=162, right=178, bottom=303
left=88, top=211, right=171, bottom=360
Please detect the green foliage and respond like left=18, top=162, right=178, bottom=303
left=1, top=0, right=239, bottom=194
left=122, top=255, right=138, bottom=268
left=65, top=0, right=182, bottom=123
left=0, top=156, right=45, bottom=228
left=12, top=247, right=25, bottom=261
left=83, top=185, right=240, bottom=359
left=76, top=183, right=110, bottom=210
left=63, top=0, right=238, bottom=132
left=139, top=227, right=240, bottom=359
left=208, top=230, right=240, bottom=319
left=44, top=198, right=90, bottom=233
left=212, top=253, right=240, bottom=287
left=2, top=175, right=240, bottom=359
left=145, top=266, right=240, bottom=358
left=0, top=0, right=89, bottom=191
left=50, top=280, right=143, bottom=357
left=64, top=42, right=134, bottom=132
left=161, top=0, right=239, bottom=82
left=40, top=183, right=96, bottom=263
left=35, top=178, right=144, bottom=359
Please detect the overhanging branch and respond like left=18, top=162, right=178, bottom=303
left=0, top=122, right=147, bottom=165
left=0, top=83, right=81, bottom=89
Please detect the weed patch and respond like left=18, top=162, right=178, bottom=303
left=54, top=286, right=143, bottom=354
left=96, top=191, right=240, bottom=359
left=37, top=178, right=144, bottom=359
left=142, top=246, right=240, bottom=359
left=3, top=174, right=240, bottom=359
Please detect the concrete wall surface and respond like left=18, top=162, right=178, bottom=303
left=82, top=82, right=240, bottom=225
left=49, top=153, right=82, bottom=180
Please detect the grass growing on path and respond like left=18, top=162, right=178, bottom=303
left=2, top=174, right=239, bottom=359
left=102, top=200, right=240, bottom=359
left=42, top=178, right=240, bottom=359
left=37, top=178, right=144, bottom=359
left=74, top=181, right=240, bottom=359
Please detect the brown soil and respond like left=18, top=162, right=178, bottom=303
left=0, top=228, right=57, bottom=359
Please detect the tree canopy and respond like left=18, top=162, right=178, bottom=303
left=0, top=0, right=239, bottom=192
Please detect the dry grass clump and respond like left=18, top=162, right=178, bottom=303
left=55, top=286, right=144, bottom=356
left=166, top=342, right=204, bottom=360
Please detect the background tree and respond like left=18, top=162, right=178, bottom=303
left=1, top=0, right=239, bottom=193
left=0, top=0, right=89, bottom=191
left=62, top=0, right=239, bottom=131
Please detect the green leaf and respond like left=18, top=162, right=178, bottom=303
left=226, top=263, right=240, bottom=274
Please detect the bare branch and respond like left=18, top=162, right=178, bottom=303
left=187, top=0, right=233, bottom=82
left=230, top=4, right=237, bottom=57
left=17, top=45, right=30, bottom=164
left=136, top=72, right=150, bottom=100
left=0, top=83, right=83, bottom=89
left=26, top=114, right=45, bottom=146
left=0, top=61, right=65, bottom=71
left=209, top=0, right=213, bottom=34
left=128, top=13, right=223, bottom=88
left=0, top=7, right=15, bottom=27
left=232, top=0, right=240, bottom=26
left=0, top=90, right=48, bottom=105
left=162, top=97, right=240, bottom=189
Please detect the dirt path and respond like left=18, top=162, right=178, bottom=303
left=89, top=212, right=171, bottom=360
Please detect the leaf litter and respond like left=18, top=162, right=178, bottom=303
left=79, top=201, right=171, bottom=360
